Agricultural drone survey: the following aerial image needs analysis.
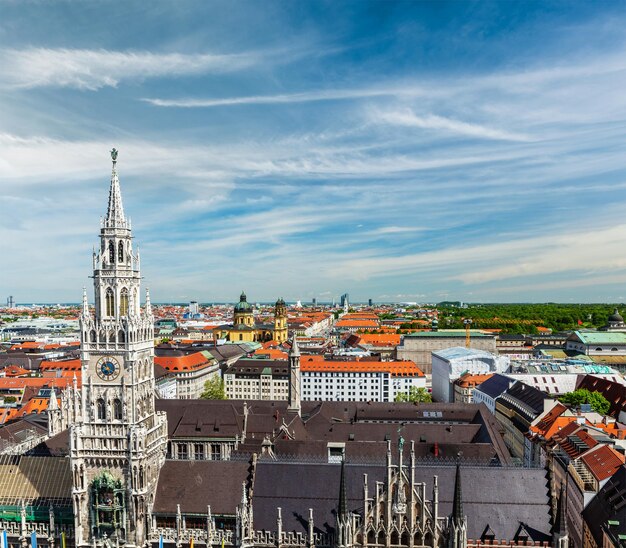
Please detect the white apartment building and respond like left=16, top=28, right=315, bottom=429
left=225, top=358, right=426, bottom=403
left=224, top=359, right=289, bottom=400
left=301, top=359, right=425, bottom=402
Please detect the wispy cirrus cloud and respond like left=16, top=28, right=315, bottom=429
left=141, top=87, right=422, bottom=107
left=370, top=108, right=533, bottom=142
left=0, top=48, right=260, bottom=90
left=325, top=222, right=626, bottom=286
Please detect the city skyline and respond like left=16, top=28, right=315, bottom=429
left=3, top=1, right=626, bottom=303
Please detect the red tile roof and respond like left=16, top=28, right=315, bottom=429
left=154, top=352, right=212, bottom=372
left=1, top=365, right=31, bottom=377
left=581, top=444, right=625, bottom=481
left=301, top=360, right=424, bottom=377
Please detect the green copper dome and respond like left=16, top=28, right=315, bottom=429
left=234, top=291, right=253, bottom=312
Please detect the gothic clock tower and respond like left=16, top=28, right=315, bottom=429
left=71, top=150, right=168, bottom=548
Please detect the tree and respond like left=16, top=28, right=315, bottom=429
left=559, top=389, right=610, bottom=415
left=200, top=375, right=226, bottom=400
left=395, top=386, right=432, bottom=403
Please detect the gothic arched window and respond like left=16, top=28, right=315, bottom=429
left=113, top=398, right=122, bottom=420
left=120, top=288, right=129, bottom=317
left=108, top=240, right=115, bottom=263
left=118, top=241, right=124, bottom=263
left=97, top=398, right=106, bottom=420
left=118, top=330, right=125, bottom=343
left=105, top=289, right=114, bottom=317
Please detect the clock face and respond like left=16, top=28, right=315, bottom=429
left=96, top=356, right=121, bottom=381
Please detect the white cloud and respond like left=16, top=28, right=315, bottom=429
left=0, top=48, right=259, bottom=90
left=142, top=87, right=420, bottom=107
left=325, top=223, right=626, bottom=287
left=370, top=108, right=532, bottom=142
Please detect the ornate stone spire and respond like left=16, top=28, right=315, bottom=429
left=289, top=336, right=300, bottom=357
left=105, top=148, right=127, bottom=228
left=338, top=458, right=348, bottom=520
left=451, top=462, right=463, bottom=524
left=553, top=484, right=568, bottom=546
left=48, top=387, right=58, bottom=411
left=336, top=458, right=351, bottom=548
left=448, top=462, right=467, bottom=548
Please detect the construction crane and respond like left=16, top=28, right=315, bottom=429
left=463, top=318, right=472, bottom=348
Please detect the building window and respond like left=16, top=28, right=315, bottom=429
left=113, top=398, right=122, bottom=420
left=120, top=288, right=129, bottom=316
left=105, top=288, right=115, bottom=317
left=177, top=443, right=188, bottom=459
left=108, top=240, right=115, bottom=263
left=97, top=398, right=106, bottom=420
left=118, top=241, right=124, bottom=263
left=211, top=444, right=221, bottom=461
left=195, top=444, right=205, bottom=460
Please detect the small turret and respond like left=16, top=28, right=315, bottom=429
left=47, top=388, right=61, bottom=437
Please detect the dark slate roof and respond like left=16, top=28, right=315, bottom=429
left=154, top=460, right=251, bottom=515
left=28, top=429, right=69, bottom=456
left=582, top=464, right=626, bottom=546
left=497, top=381, right=551, bottom=420
left=251, top=461, right=551, bottom=541
left=475, top=373, right=512, bottom=399
left=0, top=413, right=47, bottom=445
left=207, top=345, right=249, bottom=363
left=156, top=399, right=244, bottom=439
left=225, top=359, right=289, bottom=377
left=497, top=335, right=527, bottom=341
left=155, top=399, right=511, bottom=463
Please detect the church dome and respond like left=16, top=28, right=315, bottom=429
left=234, top=291, right=252, bottom=312
left=609, top=308, right=624, bottom=323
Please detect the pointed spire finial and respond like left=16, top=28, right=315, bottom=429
left=145, top=287, right=152, bottom=315
left=554, top=483, right=567, bottom=536
left=451, top=461, right=463, bottom=524
left=241, top=481, right=248, bottom=506
left=82, top=287, right=89, bottom=316
left=48, top=387, right=58, bottom=411
left=105, top=148, right=127, bottom=228
left=289, top=336, right=300, bottom=358
left=338, top=457, right=348, bottom=520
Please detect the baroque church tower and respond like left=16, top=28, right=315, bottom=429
left=70, top=149, right=168, bottom=548
left=273, top=298, right=288, bottom=343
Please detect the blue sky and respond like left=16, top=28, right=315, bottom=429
left=2, top=1, right=626, bottom=303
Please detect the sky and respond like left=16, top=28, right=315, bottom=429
left=2, top=1, right=626, bottom=304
